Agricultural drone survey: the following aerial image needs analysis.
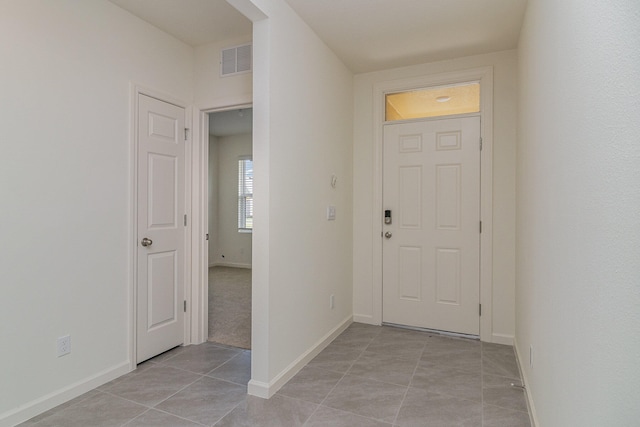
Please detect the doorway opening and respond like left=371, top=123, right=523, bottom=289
left=207, top=108, right=253, bottom=349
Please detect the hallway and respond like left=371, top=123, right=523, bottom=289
left=19, top=324, right=529, bottom=426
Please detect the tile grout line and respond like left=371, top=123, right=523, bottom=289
left=483, top=402, right=531, bottom=415
left=120, top=407, right=153, bottom=427
left=101, top=371, right=206, bottom=412
left=154, top=358, right=248, bottom=426
left=155, top=358, right=238, bottom=378
left=210, top=398, right=247, bottom=427
left=203, top=374, right=252, bottom=388
left=202, top=351, right=250, bottom=385
left=157, top=346, right=248, bottom=425
left=26, top=388, right=106, bottom=426
left=301, top=336, right=373, bottom=426
left=391, top=339, right=427, bottom=425
left=147, top=344, right=248, bottom=426
left=125, top=406, right=210, bottom=427
left=302, top=331, right=385, bottom=426
left=105, top=370, right=245, bottom=427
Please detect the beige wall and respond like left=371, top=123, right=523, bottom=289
left=194, top=36, right=252, bottom=108
left=0, top=1, right=194, bottom=424
left=210, top=133, right=253, bottom=268
left=353, top=50, right=518, bottom=342
left=208, top=135, right=220, bottom=267
left=516, top=0, right=640, bottom=425
left=245, top=0, right=354, bottom=396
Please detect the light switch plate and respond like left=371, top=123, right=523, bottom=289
left=327, top=206, right=336, bottom=220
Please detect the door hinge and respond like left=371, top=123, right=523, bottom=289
left=479, top=137, right=483, bottom=151
left=479, top=303, right=482, bottom=316
left=184, top=300, right=187, bottom=312
left=184, top=214, right=187, bottom=227
left=205, top=233, right=209, bottom=241
left=479, top=221, right=482, bottom=233
left=184, top=128, right=190, bottom=141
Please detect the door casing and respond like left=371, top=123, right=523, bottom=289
left=129, top=85, right=192, bottom=370
left=370, top=67, right=496, bottom=343
left=190, top=96, right=253, bottom=346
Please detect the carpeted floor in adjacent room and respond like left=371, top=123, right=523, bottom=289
left=208, top=266, right=252, bottom=349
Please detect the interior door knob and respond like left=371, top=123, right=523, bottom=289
left=384, top=231, right=392, bottom=239
left=141, top=237, right=153, bottom=247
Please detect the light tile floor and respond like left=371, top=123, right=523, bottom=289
left=19, top=324, right=530, bottom=426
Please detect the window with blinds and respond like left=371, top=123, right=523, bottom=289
left=238, top=157, right=253, bottom=232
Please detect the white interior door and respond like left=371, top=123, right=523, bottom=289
left=137, top=94, right=186, bottom=363
left=382, top=116, right=480, bottom=335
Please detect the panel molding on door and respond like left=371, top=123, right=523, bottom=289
left=136, top=94, right=186, bottom=363
left=382, top=116, right=480, bottom=336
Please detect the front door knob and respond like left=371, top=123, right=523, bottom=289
left=384, top=231, right=392, bottom=239
left=141, top=237, right=153, bottom=247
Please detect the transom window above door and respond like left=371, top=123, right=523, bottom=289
left=385, top=82, right=480, bottom=122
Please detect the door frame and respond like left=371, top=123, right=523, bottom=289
left=189, top=96, right=253, bottom=345
left=372, top=67, right=495, bottom=342
left=129, top=85, right=192, bottom=370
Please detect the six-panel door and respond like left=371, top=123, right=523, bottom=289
left=382, top=116, right=481, bottom=335
left=136, top=94, right=186, bottom=363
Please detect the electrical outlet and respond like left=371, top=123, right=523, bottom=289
left=57, top=335, right=71, bottom=357
left=330, top=294, right=335, bottom=309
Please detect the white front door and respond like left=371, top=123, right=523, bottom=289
left=136, top=94, right=186, bottom=363
left=382, top=116, right=481, bottom=335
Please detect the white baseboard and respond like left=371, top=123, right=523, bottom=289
left=1, top=361, right=131, bottom=427
left=352, top=314, right=378, bottom=325
left=247, top=315, right=352, bottom=399
left=491, top=333, right=514, bottom=346
left=246, top=379, right=271, bottom=399
left=514, top=340, right=539, bottom=427
left=209, top=262, right=252, bottom=269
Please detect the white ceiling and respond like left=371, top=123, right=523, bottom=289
left=109, top=0, right=527, bottom=72
left=209, top=108, right=253, bottom=137
left=108, top=0, right=251, bottom=46
left=284, top=0, right=527, bottom=73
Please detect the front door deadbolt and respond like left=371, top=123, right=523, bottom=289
left=384, top=210, right=392, bottom=225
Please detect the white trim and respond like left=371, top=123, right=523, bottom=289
left=353, top=314, right=376, bottom=325
left=372, top=66, right=494, bottom=341
left=383, top=111, right=481, bottom=126
left=129, top=85, right=192, bottom=368
left=0, top=362, right=130, bottom=427
left=191, top=96, right=253, bottom=346
left=184, top=104, right=194, bottom=347
left=491, top=333, right=515, bottom=346
left=195, top=95, right=253, bottom=114
left=191, top=107, right=209, bottom=345
left=247, top=315, right=352, bottom=398
left=514, top=340, right=539, bottom=427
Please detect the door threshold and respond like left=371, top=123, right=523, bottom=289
left=382, top=322, right=480, bottom=341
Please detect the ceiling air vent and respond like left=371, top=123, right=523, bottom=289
left=221, top=43, right=252, bottom=76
